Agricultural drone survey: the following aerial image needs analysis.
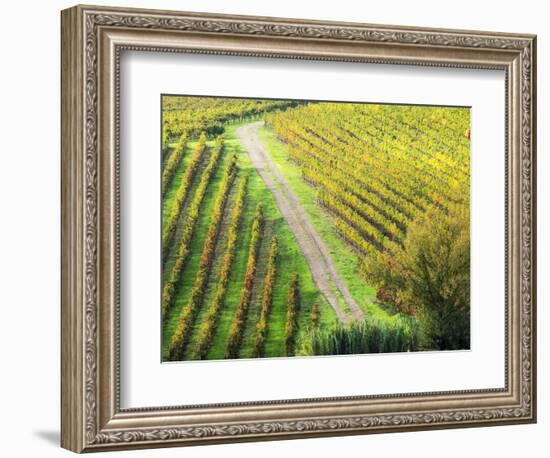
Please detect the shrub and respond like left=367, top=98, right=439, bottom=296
left=362, top=202, right=470, bottom=350
left=298, top=315, right=420, bottom=356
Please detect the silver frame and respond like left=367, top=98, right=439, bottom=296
left=61, top=4, right=536, bottom=452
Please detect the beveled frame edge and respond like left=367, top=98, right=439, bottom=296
left=60, top=4, right=537, bottom=453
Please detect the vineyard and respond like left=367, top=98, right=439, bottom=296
left=161, top=95, right=470, bottom=361
left=265, top=103, right=470, bottom=258
left=162, top=96, right=299, bottom=144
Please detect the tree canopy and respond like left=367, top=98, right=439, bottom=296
left=362, top=202, right=470, bottom=350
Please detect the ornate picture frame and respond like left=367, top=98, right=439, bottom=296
left=61, top=4, right=536, bottom=453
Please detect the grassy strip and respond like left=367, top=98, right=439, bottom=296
left=225, top=203, right=264, bottom=359
left=162, top=132, right=188, bottom=197
left=168, top=155, right=237, bottom=360
left=253, top=236, right=278, bottom=357
left=161, top=136, right=223, bottom=322
left=193, top=176, right=248, bottom=360
left=284, top=273, right=300, bottom=356
left=162, top=133, right=207, bottom=263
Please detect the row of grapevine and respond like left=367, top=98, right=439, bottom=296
left=346, top=106, right=469, bottom=179
left=162, top=132, right=187, bottom=197
left=168, top=154, right=238, bottom=360
left=291, top=123, right=449, bottom=208
left=301, top=159, right=412, bottom=229
left=284, top=273, right=300, bottom=356
left=301, top=102, right=469, bottom=182
left=162, top=133, right=207, bottom=263
left=362, top=104, right=470, bottom=160
left=288, top=134, right=430, bottom=220
left=312, top=170, right=405, bottom=241
left=272, top=106, right=467, bottom=205
left=310, top=303, right=320, bottom=330
left=264, top=102, right=470, bottom=266
left=193, top=176, right=248, bottom=360
left=161, top=136, right=224, bottom=322
left=225, top=203, right=264, bottom=359
left=292, top=136, right=412, bottom=250
left=317, top=190, right=387, bottom=250
left=333, top=214, right=381, bottom=258
left=162, top=124, right=169, bottom=155
left=336, top=107, right=470, bottom=193
left=253, top=236, right=279, bottom=358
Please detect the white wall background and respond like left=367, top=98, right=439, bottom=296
left=0, top=0, right=546, bottom=456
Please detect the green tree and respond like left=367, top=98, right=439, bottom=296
left=362, top=202, right=470, bottom=350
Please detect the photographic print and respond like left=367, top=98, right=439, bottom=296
left=62, top=7, right=536, bottom=450
left=161, top=96, right=471, bottom=362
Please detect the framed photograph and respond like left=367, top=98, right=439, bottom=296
left=61, top=4, right=537, bottom=453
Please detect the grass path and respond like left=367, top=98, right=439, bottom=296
left=256, top=123, right=387, bottom=320
left=237, top=121, right=365, bottom=323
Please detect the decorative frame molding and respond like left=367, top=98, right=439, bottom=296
left=61, top=4, right=536, bottom=453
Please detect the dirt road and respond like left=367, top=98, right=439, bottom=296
left=236, top=121, right=365, bottom=324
